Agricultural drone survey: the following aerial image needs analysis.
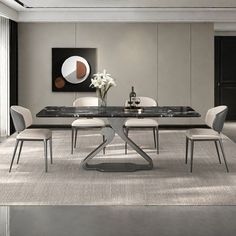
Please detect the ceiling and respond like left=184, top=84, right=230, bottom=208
left=3, top=0, right=236, bottom=10
left=1, top=0, right=236, bottom=25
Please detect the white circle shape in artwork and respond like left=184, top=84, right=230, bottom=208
left=61, top=56, right=90, bottom=84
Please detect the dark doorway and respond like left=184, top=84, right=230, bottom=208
left=10, top=20, right=18, bottom=134
left=215, top=36, right=236, bottom=120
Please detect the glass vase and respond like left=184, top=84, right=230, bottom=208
left=96, top=89, right=107, bottom=107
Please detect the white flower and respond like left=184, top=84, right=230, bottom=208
left=90, top=69, right=116, bottom=99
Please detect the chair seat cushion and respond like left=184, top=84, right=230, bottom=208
left=72, top=118, right=105, bottom=127
left=125, top=118, right=158, bottom=127
left=186, top=128, right=221, bottom=140
left=17, top=129, right=52, bottom=140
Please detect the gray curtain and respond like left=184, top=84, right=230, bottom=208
left=0, top=16, right=10, bottom=136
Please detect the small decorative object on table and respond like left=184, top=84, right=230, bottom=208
left=90, top=69, right=116, bottom=107
left=124, top=86, right=143, bottom=113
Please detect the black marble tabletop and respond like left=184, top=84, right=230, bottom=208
left=36, top=106, right=201, bottom=118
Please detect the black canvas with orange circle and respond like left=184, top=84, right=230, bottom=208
left=52, top=48, right=97, bottom=92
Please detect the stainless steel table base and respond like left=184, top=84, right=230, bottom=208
left=81, top=118, right=153, bottom=172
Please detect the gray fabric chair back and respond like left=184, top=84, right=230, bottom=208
left=10, top=106, right=33, bottom=132
left=205, top=105, right=228, bottom=133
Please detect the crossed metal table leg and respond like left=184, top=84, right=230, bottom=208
left=81, top=118, right=154, bottom=172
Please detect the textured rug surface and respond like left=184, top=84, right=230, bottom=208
left=0, top=129, right=236, bottom=205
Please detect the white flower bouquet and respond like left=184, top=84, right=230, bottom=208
left=90, top=69, right=116, bottom=106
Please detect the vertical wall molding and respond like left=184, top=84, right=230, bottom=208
left=189, top=24, right=192, bottom=108
left=74, top=23, right=78, bottom=100
left=156, top=23, right=158, bottom=103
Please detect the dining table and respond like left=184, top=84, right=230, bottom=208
left=37, top=106, right=200, bottom=172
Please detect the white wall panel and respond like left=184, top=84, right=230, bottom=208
left=76, top=23, right=158, bottom=106
left=157, top=24, right=191, bottom=125
left=191, top=23, right=214, bottom=124
left=157, top=24, right=191, bottom=106
left=18, top=23, right=76, bottom=124
left=18, top=23, right=214, bottom=125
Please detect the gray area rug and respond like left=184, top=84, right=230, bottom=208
left=0, top=129, right=236, bottom=205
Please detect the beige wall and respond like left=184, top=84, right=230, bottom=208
left=191, top=24, right=214, bottom=124
left=18, top=23, right=214, bottom=125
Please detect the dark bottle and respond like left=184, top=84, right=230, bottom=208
left=129, top=86, right=136, bottom=107
left=129, top=86, right=136, bottom=99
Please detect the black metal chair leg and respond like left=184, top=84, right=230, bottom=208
left=219, top=139, right=229, bottom=172
left=74, top=129, right=78, bottom=148
left=102, top=135, right=106, bottom=155
left=16, top=141, right=23, bottom=164
left=185, top=137, right=189, bottom=164
left=214, top=141, right=221, bottom=164
left=153, top=128, right=156, bottom=148
left=125, top=128, right=129, bottom=154
left=71, top=128, right=74, bottom=154
left=9, top=140, right=19, bottom=172
left=190, top=140, right=194, bottom=173
left=156, top=128, right=159, bottom=154
left=44, top=140, right=48, bottom=172
left=50, top=138, right=53, bottom=164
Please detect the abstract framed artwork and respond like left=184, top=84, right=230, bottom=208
left=52, top=48, right=97, bottom=92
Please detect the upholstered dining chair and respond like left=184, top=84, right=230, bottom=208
left=71, top=97, right=106, bottom=154
left=9, top=106, right=52, bottom=172
left=124, top=96, right=159, bottom=154
left=185, top=105, right=229, bottom=172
